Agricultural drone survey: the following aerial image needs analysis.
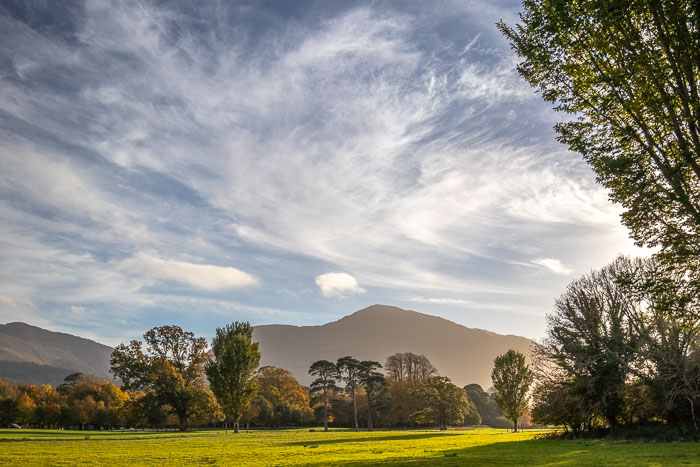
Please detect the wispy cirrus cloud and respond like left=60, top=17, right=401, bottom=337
left=0, top=1, right=649, bottom=342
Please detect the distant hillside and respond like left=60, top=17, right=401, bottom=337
left=1, top=305, right=534, bottom=389
left=0, top=322, right=114, bottom=386
left=254, top=304, right=534, bottom=388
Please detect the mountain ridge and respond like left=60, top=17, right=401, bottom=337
left=0, top=321, right=115, bottom=386
left=0, top=305, right=534, bottom=389
left=253, top=304, right=533, bottom=388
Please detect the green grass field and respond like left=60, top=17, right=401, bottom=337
left=0, top=428, right=698, bottom=465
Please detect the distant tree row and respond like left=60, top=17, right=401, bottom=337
left=1, top=320, right=532, bottom=433
left=0, top=374, right=144, bottom=430
left=108, top=321, right=521, bottom=432
left=307, top=352, right=493, bottom=431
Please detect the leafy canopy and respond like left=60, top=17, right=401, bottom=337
left=206, top=322, right=260, bottom=428
left=413, top=376, right=475, bottom=430
left=110, top=325, right=216, bottom=430
left=499, top=1, right=700, bottom=271
left=491, top=350, right=533, bottom=430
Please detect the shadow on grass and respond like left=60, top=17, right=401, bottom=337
left=303, top=437, right=700, bottom=466
left=0, top=429, right=215, bottom=442
left=284, top=432, right=457, bottom=446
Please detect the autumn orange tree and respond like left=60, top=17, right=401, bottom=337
left=255, top=366, right=313, bottom=426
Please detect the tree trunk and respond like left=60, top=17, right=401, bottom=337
left=366, top=394, right=373, bottom=432
left=323, top=389, right=329, bottom=432
left=179, top=414, right=187, bottom=432
left=513, top=419, right=518, bottom=433
left=352, top=391, right=359, bottom=432
left=234, top=419, right=240, bottom=434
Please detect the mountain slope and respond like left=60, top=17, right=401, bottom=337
left=253, top=304, right=533, bottom=388
left=0, top=305, right=534, bottom=389
left=0, top=322, right=114, bottom=386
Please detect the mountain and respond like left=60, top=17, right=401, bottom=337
left=254, top=304, right=534, bottom=388
left=0, top=305, right=534, bottom=389
left=0, top=322, right=114, bottom=386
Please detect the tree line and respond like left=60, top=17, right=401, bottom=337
left=0, top=322, right=531, bottom=432
left=108, top=320, right=529, bottom=432
left=0, top=373, right=135, bottom=430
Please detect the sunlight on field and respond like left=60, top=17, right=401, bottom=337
left=1, top=428, right=698, bottom=466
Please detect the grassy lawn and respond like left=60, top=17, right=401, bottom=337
left=0, top=428, right=698, bottom=465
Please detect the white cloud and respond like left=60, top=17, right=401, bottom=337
left=315, top=272, right=366, bottom=298
left=531, top=258, right=574, bottom=275
left=131, top=254, right=260, bottom=291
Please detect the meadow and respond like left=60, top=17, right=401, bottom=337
left=1, top=428, right=698, bottom=466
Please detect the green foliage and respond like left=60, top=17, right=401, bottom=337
left=388, top=379, right=423, bottom=427
left=491, top=350, right=533, bottom=432
left=337, top=356, right=362, bottom=431
left=463, top=384, right=503, bottom=427
left=498, top=1, right=700, bottom=271
left=532, top=256, right=700, bottom=431
left=617, top=257, right=700, bottom=425
left=545, top=257, right=640, bottom=427
left=413, top=376, right=474, bottom=430
left=357, top=360, right=386, bottom=431
left=206, top=322, right=260, bottom=433
left=110, top=325, right=216, bottom=431
left=0, top=398, right=19, bottom=426
left=531, top=255, right=700, bottom=432
left=531, top=377, right=595, bottom=432
left=308, top=360, right=340, bottom=431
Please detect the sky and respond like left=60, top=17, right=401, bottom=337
left=0, top=0, right=649, bottom=346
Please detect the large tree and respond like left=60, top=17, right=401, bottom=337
left=337, top=356, right=362, bottom=431
left=533, top=256, right=700, bottom=430
left=498, top=1, right=700, bottom=271
left=308, top=360, right=340, bottom=432
left=491, top=350, right=533, bottom=432
left=545, top=257, right=641, bottom=427
left=464, top=384, right=503, bottom=428
left=357, top=360, right=385, bottom=432
left=413, top=376, right=476, bottom=430
left=255, top=366, right=312, bottom=427
left=110, top=325, right=215, bottom=431
left=206, top=322, right=260, bottom=433
left=619, top=256, right=700, bottom=427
